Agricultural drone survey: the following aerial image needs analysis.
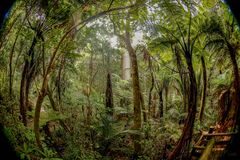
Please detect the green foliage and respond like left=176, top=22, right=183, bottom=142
left=0, top=0, right=239, bottom=159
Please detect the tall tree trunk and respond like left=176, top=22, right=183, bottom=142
left=199, top=56, right=207, bottom=122
left=227, top=44, right=240, bottom=129
left=158, top=89, right=163, bottom=118
left=34, top=75, right=49, bottom=149
left=183, top=79, right=188, bottom=112
left=120, top=52, right=130, bottom=111
left=19, top=64, right=28, bottom=126
left=175, top=46, right=188, bottom=111
left=25, top=65, right=36, bottom=111
left=124, top=30, right=142, bottom=156
left=148, top=71, right=154, bottom=116
left=86, top=53, right=94, bottom=124
left=56, top=55, right=66, bottom=108
left=164, top=86, right=168, bottom=111
left=168, top=51, right=197, bottom=160
left=122, top=52, right=131, bottom=80
left=105, top=72, right=113, bottom=116
left=140, top=92, right=147, bottom=122
left=19, top=36, right=37, bottom=126
left=47, top=85, right=58, bottom=111
left=222, top=42, right=240, bottom=159
left=152, top=93, right=157, bottom=118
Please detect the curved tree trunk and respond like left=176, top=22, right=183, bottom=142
left=168, top=51, right=197, bottom=160
left=228, top=47, right=240, bottom=130
left=199, top=56, right=207, bottom=122
left=47, top=85, right=58, bottom=111
left=34, top=75, right=49, bottom=149
left=222, top=42, right=240, bottom=159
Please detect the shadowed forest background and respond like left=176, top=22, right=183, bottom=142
left=1, top=0, right=240, bottom=159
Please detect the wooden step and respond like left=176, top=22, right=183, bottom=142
left=192, top=146, right=225, bottom=154
left=200, top=139, right=230, bottom=146
left=191, top=131, right=238, bottom=159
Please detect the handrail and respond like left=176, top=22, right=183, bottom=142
left=202, top=132, right=237, bottom=137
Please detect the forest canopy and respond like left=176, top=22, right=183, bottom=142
left=0, top=0, right=240, bottom=159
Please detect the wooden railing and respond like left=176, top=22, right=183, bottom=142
left=191, top=128, right=237, bottom=159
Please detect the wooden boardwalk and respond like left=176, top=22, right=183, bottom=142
left=191, top=127, right=237, bottom=160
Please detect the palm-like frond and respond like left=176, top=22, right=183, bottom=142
left=148, top=37, right=176, bottom=50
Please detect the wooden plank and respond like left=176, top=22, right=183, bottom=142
left=195, top=134, right=204, bottom=146
left=201, top=139, right=230, bottom=145
left=193, top=146, right=225, bottom=151
left=202, top=132, right=237, bottom=137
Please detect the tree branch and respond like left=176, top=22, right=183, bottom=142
left=108, top=0, right=114, bottom=10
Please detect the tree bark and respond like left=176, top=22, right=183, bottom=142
left=19, top=63, right=28, bottom=126
left=140, top=92, right=147, bottom=122
left=199, top=56, right=207, bottom=122
left=47, top=85, right=58, bottom=111
left=34, top=75, right=49, bottom=149
left=174, top=46, right=188, bottom=111
left=158, top=89, right=163, bottom=118
left=122, top=52, right=131, bottom=80
left=148, top=71, right=154, bottom=116
left=56, top=55, right=66, bottom=108
left=222, top=42, right=240, bottom=159
left=105, top=72, right=113, bottom=116
left=152, top=93, right=157, bottom=118
left=124, top=30, right=142, bottom=156
left=227, top=43, right=240, bottom=130
left=164, top=85, right=169, bottom=111
left=19, top=36, right=37, bottom=126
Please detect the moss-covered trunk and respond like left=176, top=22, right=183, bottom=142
left=124, top=30, right=142, bottom=156
left=140, top=92, right=147, bottom=122
left=47, top=85, right=58, bottom=111
left=34, top=75, right=49, bottom=149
